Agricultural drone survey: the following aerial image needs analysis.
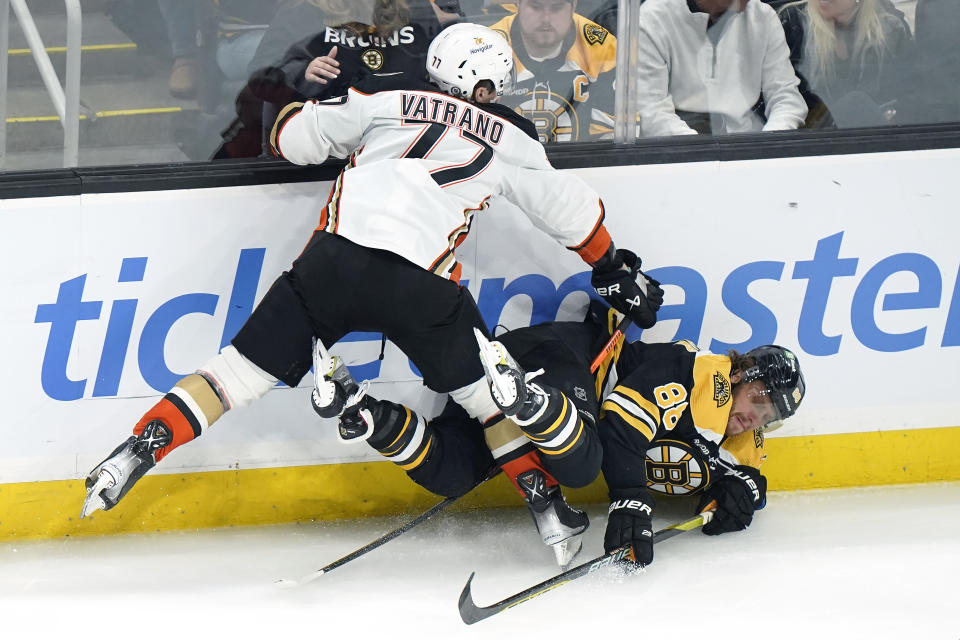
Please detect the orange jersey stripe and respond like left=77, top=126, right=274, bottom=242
left=570, top=200, right=611, bottom=264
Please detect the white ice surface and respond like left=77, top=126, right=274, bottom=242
left=1, top=483, right=958, bottom=639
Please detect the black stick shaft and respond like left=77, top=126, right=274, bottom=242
left=318, top=494, right=460, bottom=575
left=279, top=467, right=501, bottom=587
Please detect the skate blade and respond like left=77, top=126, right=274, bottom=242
left=312, top=338, right=336, bottom=378
left=552, top=534, right=584, bottom=569
left=473, top=329, right=515, bottom=406
left=79, top=470, right=115, bottom=518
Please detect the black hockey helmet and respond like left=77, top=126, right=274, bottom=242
left=739, top=345, right=805, bottom=432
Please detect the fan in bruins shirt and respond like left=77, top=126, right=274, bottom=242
left=214, top=0, right=459, bottom=158
left=491, top=0, right=617, bottom=143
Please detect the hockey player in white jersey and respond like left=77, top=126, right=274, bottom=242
left=81, top=24, right=665, bottom=537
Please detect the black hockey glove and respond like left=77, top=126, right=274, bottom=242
left=591, top=248, right=664, bottom=329
left=604, top=488, right=655, bottom=566
left=697, top=465, right=767, bottom=536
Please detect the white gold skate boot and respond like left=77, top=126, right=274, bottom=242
left=473, top=328, right=547, bottom=420
left=80, top=420, right=170, bottom=518
left=516, top=468, right=589, bottom=568
left=310, top=338, right=374, bottom=441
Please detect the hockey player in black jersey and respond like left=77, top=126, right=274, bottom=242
left=333, top=301, right=805, bottom=568
left=597, top=327, right=805, bottom=566
left=80, top=24, right=664, bottom=529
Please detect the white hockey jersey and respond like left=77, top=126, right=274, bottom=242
left=271, top=84, right=611, bottom=281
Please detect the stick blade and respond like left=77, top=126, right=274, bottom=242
left=458, top=572, right=498, bottom=625
left=274, top=568, right=324, bottom=589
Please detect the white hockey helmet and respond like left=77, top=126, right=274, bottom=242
left=426, top=23, right=513, bottom=99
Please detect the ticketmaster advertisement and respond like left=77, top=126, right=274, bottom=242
left=3, top=149, right=959, bottom=489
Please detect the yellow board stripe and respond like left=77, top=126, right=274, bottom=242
left=2, top=425, right=958, bottom=542
left=7, top=107, right=182, bottom=123
left=8, top=43, right=138, bottom=56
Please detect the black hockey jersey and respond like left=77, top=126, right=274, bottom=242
left=491, top=12, right=617, bottom=144
left=600, top=338, right=766, bottom=499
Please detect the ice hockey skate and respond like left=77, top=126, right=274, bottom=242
left=310, top=338, right=373, bottom=441
left=516, top=468, right=589, bottom=568
left=473, top=328, right=548, bottom=421
left=80, top=421, right=169, bottom=518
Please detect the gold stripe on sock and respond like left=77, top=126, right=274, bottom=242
left=484, top=417, right=525, bottom=451
left=176, top=374, right=225, bottom=426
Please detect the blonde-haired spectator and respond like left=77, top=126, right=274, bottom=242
left=778, top=0, right=915, bottom=128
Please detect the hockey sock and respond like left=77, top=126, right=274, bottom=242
left=483, top=411, right=559, bottom=498
left=515, top=388, right=588, bottom=459
left=365, top=400, right=435, bottom=471
left=132, top=373, right=225, bottom=462
left=500, top=450, right=559, bottom=498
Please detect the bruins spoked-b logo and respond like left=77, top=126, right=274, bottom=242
left=645, top=439, right=711, bottom=496
left=583, top=23, right=608, bottom=46
left=361, top=49, right=384, bottom=70
left=713, top=371, right=731, bottom=407
left=511, top=88, right=579, bottom=143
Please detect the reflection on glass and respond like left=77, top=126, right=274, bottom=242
left=2, top=1, right=960, bottom=173
left=911, top=0, right=960, bottom=123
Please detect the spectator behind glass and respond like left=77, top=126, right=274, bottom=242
left=636, top=0, right=807, bottom=137
left=213, top=0, right=457, bottom=159
left=490, top=0, right=618, bottom=144
left=778, top=0, right=915, bottom=129
left=909, top=0, right=960, bottom=123
left=157, top=0, right=200, bottom=99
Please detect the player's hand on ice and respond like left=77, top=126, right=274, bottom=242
left=698, top=466, right=767, bottom=535
left=305, top=46, right=340, bottom=84
left=80, top=423, right=168, bottom=518
left=591, top=248, right=664, bottom=329
left=604, top=488, right=655, bottom=566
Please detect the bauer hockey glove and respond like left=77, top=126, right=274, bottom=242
left=604, top=488, right=656, bottom=566
left=591, top=248, right=664, bottom=329
left=697, top=466, right=767, bottom=535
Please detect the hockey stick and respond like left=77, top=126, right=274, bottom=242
left=276, top=466, right=502, bottom=588
left=589, top=314, right=632, bottom=374
left=458, top=501, right=717, bottom=624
